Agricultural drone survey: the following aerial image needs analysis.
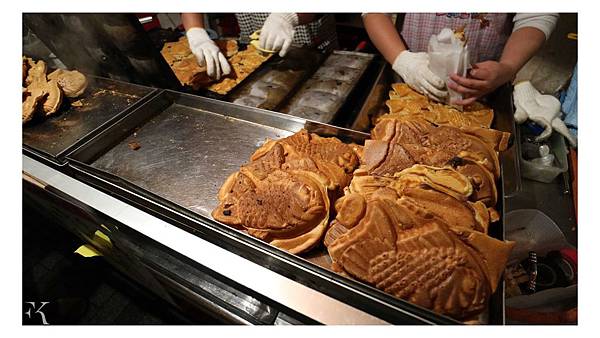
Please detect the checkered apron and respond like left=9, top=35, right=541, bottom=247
left=235, top=13, right=338, bottom=51
left=401, top=13, right=513, bottom=65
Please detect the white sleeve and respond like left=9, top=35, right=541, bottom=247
left=513, top=13, right=559, bottom=40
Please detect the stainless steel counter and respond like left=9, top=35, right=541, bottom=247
left=21, top=68, right=577, bottom=324
left=25, top=86, right=458, bottom=325
left=22, top=154, right=388, bottom=325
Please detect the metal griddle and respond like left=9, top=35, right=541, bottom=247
left=280, top=50, right=375, bottom=124
left=64, top=81, right=519, bottom=324
left=227, top=47, right=326, bottom=111
left=22, top=75, right=156, bottom=162
left=69, top=90, right=368, bottom=219
left=68, top=90, right=467, bottom=325
left=92, top=99, right=292, bottom=217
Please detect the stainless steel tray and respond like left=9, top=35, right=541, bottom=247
left=22, top=75, right=157, bottom=163
left=94, top=101, right=292, bottom=217
left=227, top=47, right=325, bottom=111
left=69, top=90, right=367, bottom=217
left=66, top=90, right=464, bottom=324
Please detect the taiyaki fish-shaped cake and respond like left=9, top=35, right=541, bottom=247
left=213, top=129, right=359, bottom=254
left=382, top=83, right=495, bottom=129
left=325, top=165, right=514, bottom=319
left=250, top=129, right=359, bottom=191
left=361, top=137, right=499, bottom=207
left=345, top=165, right=491, bottom=234
left=366, top=118, right=509, bottom=209
left=371, top=118, right=509, bottom=179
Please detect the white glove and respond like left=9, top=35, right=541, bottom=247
left=259, top=13, right=299, bottom=57
left=514, top=81, right=577, bottom=147
left=392, top=50, right=448, bottom=102
left=186, top=27, right=231, bottom=80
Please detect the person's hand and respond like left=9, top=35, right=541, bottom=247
left=186, top=27, right=231, bottom=80
left=448, top=61, right=515, bottom=105
left=513, top=81, right=577, bottom=147
left=259, top=13, right=299, bottom=57
left=392, top=51, right=448, bottom=102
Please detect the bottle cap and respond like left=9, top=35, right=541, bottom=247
left=539, top=144, right=550, bottom=157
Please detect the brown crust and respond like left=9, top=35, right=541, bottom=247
left=47, top=69, right=88, bottom=98
left=22, top=87, right=47, bottom=124
left=326, top=168, right=514, bottom=318
left=212, top=129, right=360, bottom=254
left=161, top=37, right=269, bottom=93
left=22, top=57, right=30, bottom=84
left=371, top=118, right=503, bottom=179
left=41, top=79, right=63, bottom=116
left=328, top=201, right=493, bottom=318
left=382, top=83, right=494, bottom=129
left=24, top=58, right=47, bottom=86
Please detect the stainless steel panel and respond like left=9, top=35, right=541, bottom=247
left=92, top=103, right=292, bottom=217
left=84, top=91, right=368, bottom=219
left=23, top=154, right=390, bottom=324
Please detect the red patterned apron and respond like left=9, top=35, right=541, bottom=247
left=401, top=13, right=513, bottom=65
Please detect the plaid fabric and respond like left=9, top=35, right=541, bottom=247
left=401, top=13, right=512, bottom=65
left=235, top=13, right=338, bottom=51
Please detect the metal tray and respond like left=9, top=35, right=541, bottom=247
left=66, top=90, right=469, bottom=324
left=488, top=85, right=522, bottom=197
left=22, top=75, right=157, bottom=164
left=227, top=47, right=326, bottom=111
left=280, top=50, right=375, bottom=125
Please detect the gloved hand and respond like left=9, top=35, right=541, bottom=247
left=514, top=81, right=577, bottom=147
left=392, top=50, right=448, bottom=102
left=259, top=13, right=299, bottom=57
left=186, top=27, right=231, bottom=80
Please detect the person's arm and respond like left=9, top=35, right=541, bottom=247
left=363, top=13, right=407, bottom=64
left=181, top=13, right=205, bottom=30
left=449, top=14, right=558, bottom=105
left=498, top=27, right=546, bottom=77
left=180, top=13, right=231, bottom=80
left=362, top=13, right=447, bottom=101
left=259, top=13, right=310, bottom=57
